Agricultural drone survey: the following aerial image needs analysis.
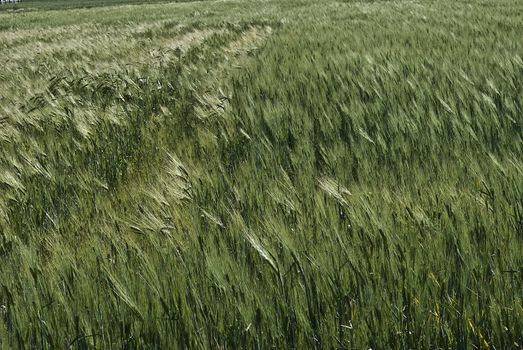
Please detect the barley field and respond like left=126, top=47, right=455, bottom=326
left=0, top=0, right=522, bottom=348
